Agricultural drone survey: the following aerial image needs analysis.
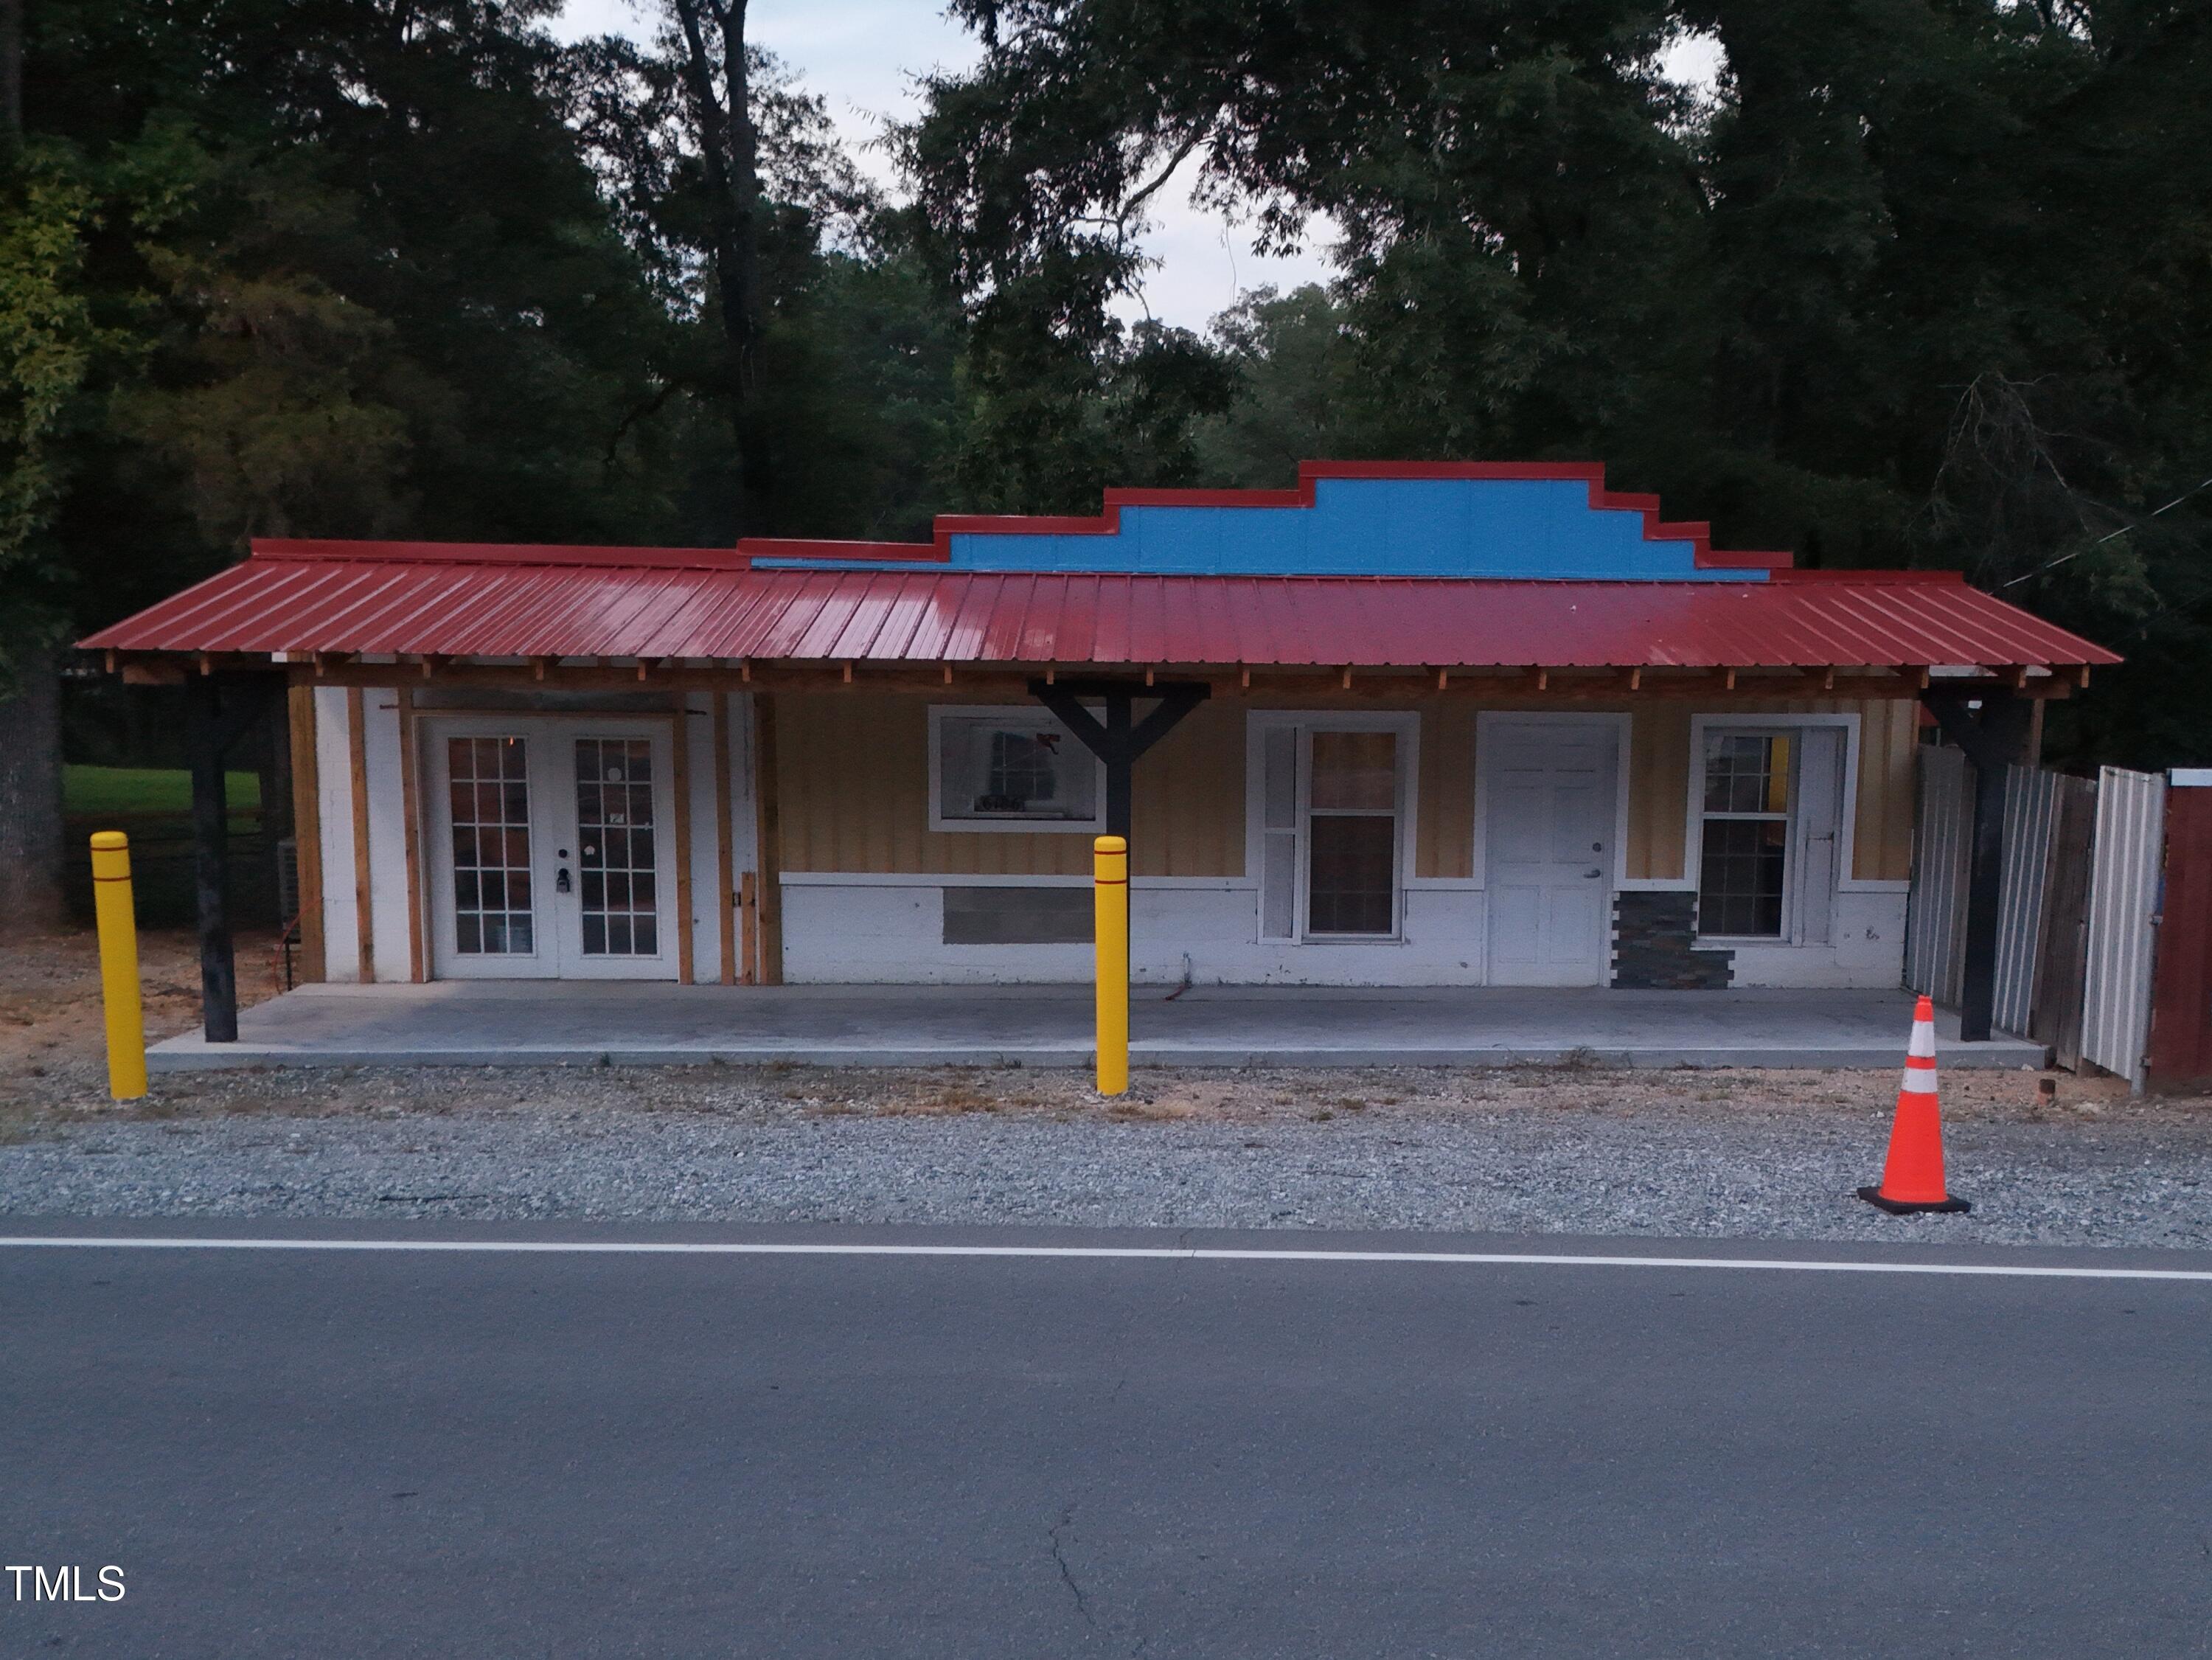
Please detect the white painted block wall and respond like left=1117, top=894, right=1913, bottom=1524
left=779, top=878, right=1907, bottom=987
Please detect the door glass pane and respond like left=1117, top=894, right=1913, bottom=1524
left=575, top=737, right=658, bottom=956
left=448, top=737, right=534, bottom=954
left=1308, top=815, right=1395, bottom=935
left=1310, top=731, right=1397, bottom=810
left=1699, top=819, right=1787, bottom=937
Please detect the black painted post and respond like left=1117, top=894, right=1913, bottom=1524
left=187, top=676, right=238, bottom=1043
left=1924, top=691, right=2036, bottom=1043
left=1958, top=757, right=2010, bottom=1043
left=1028, top=676, right=1211, bottom=844
left=1104, top=692, right=1133, bottom=839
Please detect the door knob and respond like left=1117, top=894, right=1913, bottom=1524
left=556, top=868, right=572, bottom=894
left=1585, top=867, right=1603, bottom=878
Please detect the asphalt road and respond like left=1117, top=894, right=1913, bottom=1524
left=3, top=1223, right=2210, bottom=1659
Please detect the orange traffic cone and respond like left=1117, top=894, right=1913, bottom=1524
left=1857, top=995, right=1972, bottom=1215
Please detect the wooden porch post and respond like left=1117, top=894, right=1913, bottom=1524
left=714, top=692, right=737, bottom=985
left=394, top=687, right=425, bottom=982
left=346, top=688, right=374, bottom=982
left=672, top=698, right=695, bottom=984
left=286, top=683, right=325, bottom=982
left=752, top=695, right=783, bottom=984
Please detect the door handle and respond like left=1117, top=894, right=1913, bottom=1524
left=1585, top=867, right=1603, bottom=878
left=556, top=867, right=572, bottom=895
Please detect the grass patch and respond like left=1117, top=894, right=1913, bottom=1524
left=1106, top=1097, right=1197, bottom=1122
left=65, top=765, right=260, bottom=819
left=881, top=1082, right=1007, bottom=1116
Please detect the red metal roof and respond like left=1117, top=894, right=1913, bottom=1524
left=82, top=548, right=2119, bottom=671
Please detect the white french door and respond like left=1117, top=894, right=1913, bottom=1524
left=424, top=718, right=679, bottom=981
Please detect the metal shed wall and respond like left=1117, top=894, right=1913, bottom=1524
left=1992, top=764, right=2065, bottom=1037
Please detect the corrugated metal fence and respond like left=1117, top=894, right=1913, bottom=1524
left=1992, top=764, right=2063, bottom=1037
left=2081, top=766, right=2166, bottom=1087
left=1905, top=747, right=1972, bottom=1007
left=1906, top=751, right=2165, bottom=1087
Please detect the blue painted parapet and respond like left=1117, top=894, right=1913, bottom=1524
left=742, top=461, right=1787, bottom=581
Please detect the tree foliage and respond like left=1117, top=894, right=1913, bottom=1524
left=903, top=0, right=2212, bottom=766
left=3, top=0, right=2210, bottom=779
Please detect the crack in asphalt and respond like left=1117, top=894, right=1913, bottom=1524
left=1048, top=1506, right=1093, bottom=1627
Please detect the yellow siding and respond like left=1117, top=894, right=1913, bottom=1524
left=773, top=690, right=1921, bottom=886
left=1403, top=694, right=1919, bottom=884
left=1627, top=704, right=1692, bottom=881
left=774, top=692, right=1244, bottom=878
left=1416, top=701, right=1475, bottom=879
left=1850, top=698, right=1917, bottom=881
left=1129, top=700, right=1245, bottom=877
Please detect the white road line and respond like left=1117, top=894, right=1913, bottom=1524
left=0, top=1236, right=2208, bottom=1281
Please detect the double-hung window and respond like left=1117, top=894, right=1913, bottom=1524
left=1695, top=724, right=1848, bottom=942
left=1253, top=715, right=1413, bottom=942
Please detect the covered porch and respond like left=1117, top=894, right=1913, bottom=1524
left=146, top=982, right=2048, bottom=1071
left=78, top=462, right=2117, bottom=1060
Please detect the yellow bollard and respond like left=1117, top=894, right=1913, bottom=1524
left=1093, top=834, right=1130, bottom=1096
left=89, top=831, right=147, bottom=1101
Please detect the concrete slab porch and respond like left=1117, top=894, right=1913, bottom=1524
left=147, top=982, right=2051, bottom=1072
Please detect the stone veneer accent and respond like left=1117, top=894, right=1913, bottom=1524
left=1611, top=892, right=1734, bottom=989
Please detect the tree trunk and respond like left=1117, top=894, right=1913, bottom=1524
left=0, top=636, right=67, bottom=931
left=0, top=1, right=60, bottom=928
left=0, top=0, right=21, bottom=147
left=669, top=0, right=761, bottom=532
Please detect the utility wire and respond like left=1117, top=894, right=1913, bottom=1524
left=2000, top=472, right=2212, bottom=588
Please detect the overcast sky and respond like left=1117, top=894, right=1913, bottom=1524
left=551, top=2, right=1719, bottom=334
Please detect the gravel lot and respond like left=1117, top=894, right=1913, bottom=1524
left=5, top=928, right=2210, bottom=1248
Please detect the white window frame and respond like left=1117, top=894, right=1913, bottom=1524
left=927, top=704, right=1107, bottom=834
left=1686, top=712, right=1862, bottom=944
left=1245, top=710, right=1419, bottom=944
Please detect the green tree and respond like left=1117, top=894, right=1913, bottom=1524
left=0, top=144, right=112, bottom=925
left=911, top=0, right=2212, bottom=765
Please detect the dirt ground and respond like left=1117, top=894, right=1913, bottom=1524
left=0, top=922, right=2183, bottom=1136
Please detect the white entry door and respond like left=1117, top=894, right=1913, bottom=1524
left=1483, top=718, right=1621, bottom=985
left=425, top=718, right=680, bottom=981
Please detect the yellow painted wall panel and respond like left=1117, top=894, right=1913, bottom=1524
left=1416, top=701, right=1475, bottom=879
left=774, top=690, right=1921, bottom=886
left=1851, top=697, right=1918, bottom=881
left=776, top=692, right=1245, bottom=878
left=1627, top=704, right=1692, bottom=881
left=1128, top=699, right=1245, bottom=877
